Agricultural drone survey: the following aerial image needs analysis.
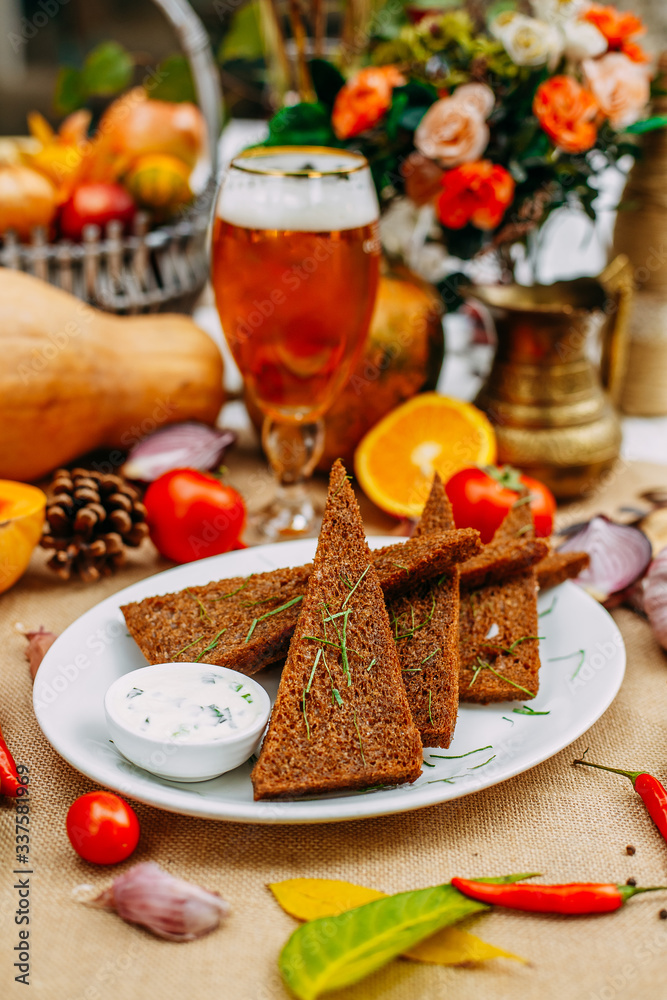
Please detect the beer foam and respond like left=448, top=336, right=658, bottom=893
left=217, top=150, right=379, bottom=232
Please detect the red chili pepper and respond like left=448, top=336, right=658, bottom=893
left=574, top=757, right=667, bottom=844
left=0, top=725, right=21, bottom=797
left=451, top=878, right=664, bottom=914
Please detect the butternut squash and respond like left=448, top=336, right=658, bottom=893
left=0, top=481, right=46, bottom=593
left=0, top=269, right=224, bottom=482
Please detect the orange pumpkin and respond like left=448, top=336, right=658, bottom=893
left=0, top=481, right=46, bottom=593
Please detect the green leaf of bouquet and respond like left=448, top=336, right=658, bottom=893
left=309, top=59, right=345, bottom=110
left=148, top=54, right=197, bottom=103
left=81, top=41, right=133, bottom=98
left=265, top=102, right=336, bottom=147
left=54, top=66, right=85, bottom=115
left=218, top=0, right=265, bottom=63
left=279, top=884, right=488, bottom=1000
left=625, top=115, right=667, bottom=135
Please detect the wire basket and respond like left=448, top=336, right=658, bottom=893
left=0, top=0, right=222, bottom=315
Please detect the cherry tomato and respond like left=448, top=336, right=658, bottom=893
left=59, top=182, right=135, bottom=240
left=445, top=465, right=555, bottom=544
left=144, top=468, right=246, bottom=563
left=66, top=791, right=140, bottom=865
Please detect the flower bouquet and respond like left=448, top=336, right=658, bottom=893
left=264, top=1, right=665, bottom=287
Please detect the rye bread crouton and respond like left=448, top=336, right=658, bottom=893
left=536, top=549, right=590, bottom=591
left=251, top=461, right=423, bottom=800
left=389, top=474, right=461, bottom=748
left=459, top=500, right=541, bottom=704
left=121, top=529, right=481, bottom=676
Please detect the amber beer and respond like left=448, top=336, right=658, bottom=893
left=211, top=149, right=380, bottom=421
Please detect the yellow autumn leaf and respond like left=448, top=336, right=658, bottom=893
left=268, top=878, right=527, bottom=966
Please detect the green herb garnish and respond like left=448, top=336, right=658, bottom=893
left=468, top=754, right=496, bottom=770
left=245, top=595, right=303, bottom=643
left=513, top=705, right=550, bottom=716
left=421, top=647, right=440, bottom=665
left=173, top=634, right=205, bottom=657
left=549, top=648, right=586, bottom=678
left=208, top=576, right=254, bottom=601
left=427, top=689, right=434, bottom=725
left=352, top=709, right=366, bottom=765
left=186, top=588, right=211, bottom=621
left=430, top=745, right=492, bottom=760
left=479, top=635, right=544, bottom=655
left=468, top=657, right=535, bottom=697
left=422, top=759, right=436, bottom=768
left=538, top=595, right=558, bottom=617
left=342, top=565, right=370, bottom=608
left=194, top=628, right=227, bottom=662
left=395, top=593, right=436, bottom=641
left=302, top=650, right=321, bottom=740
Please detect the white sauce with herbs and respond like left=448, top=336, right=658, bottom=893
left=109, top=669, right=260, bottom=743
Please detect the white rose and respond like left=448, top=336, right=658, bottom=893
left=583, top=53, right=651, bottom=130
left=493, top=14, right=563, bottom=68
left=530, top=0, right=586, bottom=23
left=561, top=19, right=607, bottom=61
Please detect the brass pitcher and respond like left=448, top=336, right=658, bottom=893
left=467, top=257, right=632, bottom=499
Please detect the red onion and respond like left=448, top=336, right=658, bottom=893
left=644, top=547, right=667, bottom=652
left=558, top=515, right=652, bottom=602
left=121, top=423, right=235, bottom=482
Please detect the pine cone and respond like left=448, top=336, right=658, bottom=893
left=40, top=468, right=149, bottom=583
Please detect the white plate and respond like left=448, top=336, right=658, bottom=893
left=34, top=538, right=625, bottom=824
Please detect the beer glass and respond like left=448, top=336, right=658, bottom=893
left=212, top=146, right=380, bottom=542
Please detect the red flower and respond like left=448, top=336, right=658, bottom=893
left=332, top=66, right=405, bottom=140
left=582, top=5, right=648, bottom=63
left=437, top=160, right=515, bottom=231
left=533, top=76, right=598, bottom=154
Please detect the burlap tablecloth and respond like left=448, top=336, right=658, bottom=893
left=2, top=456, right=667, bottom=1000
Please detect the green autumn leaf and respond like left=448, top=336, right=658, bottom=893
left=625, top=115, right=667, bottom=135
left=218, top=0, right=264, bottom=63
left=54, top=66, right=85, bottom=115
left=279, top=873, right=536, bottom=1000
left=54, top=41, right=133, bottom=114
left=279, top=884, right=488, bottom=999
left=265, top=102, right=335, bottom=147
left=82, top=41, right=133, bottom=96
left=309, top=59, right=345, bottom=111
left=148, top=54, right=197, bottom=103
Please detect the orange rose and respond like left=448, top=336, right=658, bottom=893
left=582, top=4, right=648, bottom=61
left=533, top=76, right=598, bottom=154
left=332, top=66, right=405, bottom=140
left=437, top=160, right=515, bottom=231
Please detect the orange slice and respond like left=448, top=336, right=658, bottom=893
left=354, top=393, right=496, bottom=518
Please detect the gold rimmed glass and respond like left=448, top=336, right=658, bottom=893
left=211, top=146, right=380, bottom=543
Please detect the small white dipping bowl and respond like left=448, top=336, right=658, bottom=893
left=104, top=663, right=271, bottom=782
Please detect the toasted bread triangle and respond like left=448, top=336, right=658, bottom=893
left=251, top=460, right=423, bottom=799
left=459, top=502, right=541, bottom=703
left=390, top=474, right=461, bottom=748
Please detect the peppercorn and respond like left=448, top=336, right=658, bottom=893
left=626, top=878, right=637, bottom=886
left=626, top=845, right=636, bottom=856
left=659, top=909, right=667, bottom=920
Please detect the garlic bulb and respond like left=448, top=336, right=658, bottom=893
left=644, top=548, right=667, bottom=652
left=91, top=862, right=230, bottom=941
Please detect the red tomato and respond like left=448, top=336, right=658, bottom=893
left=144, top=468, right=246, bottom=563
left=66, top=791, right=140, bottom=865
left=59, top=182, right=135, bottom=240
left=445, top=466, right=555, bottom=544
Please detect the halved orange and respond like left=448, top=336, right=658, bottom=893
left=354, top=393, right=496, bottom=519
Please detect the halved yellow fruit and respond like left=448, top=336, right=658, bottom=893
left=354, top=393, right=496, bottom=518
left=0, top=481, right=46, bottom=594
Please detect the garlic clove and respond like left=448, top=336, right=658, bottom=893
left=21, top=626, right=58, bottom=680
left=89, top=862, right=230, bottom=942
